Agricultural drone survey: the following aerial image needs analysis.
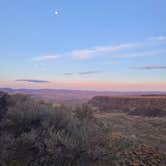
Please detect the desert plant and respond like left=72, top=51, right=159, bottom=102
left=0, top=93, right=117, bottom=166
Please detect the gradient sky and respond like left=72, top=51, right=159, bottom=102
left=0, top=0, right=166, bottom=91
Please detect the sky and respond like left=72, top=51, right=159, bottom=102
left=0, top=0, right=166, bottom=91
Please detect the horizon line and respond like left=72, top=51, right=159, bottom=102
left=1, top=87, right=166, bottom=93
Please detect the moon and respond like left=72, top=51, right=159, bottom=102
left=54, top=10, right=59, bottom=16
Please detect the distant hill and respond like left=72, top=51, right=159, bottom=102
left=0, top=88, right=166, bottom=104
left=89, top=95, right=166, bottom=117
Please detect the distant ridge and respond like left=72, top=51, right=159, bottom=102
left=0, top=87, right=166, bottom=94
left=0, top=88, right=166, bottom=103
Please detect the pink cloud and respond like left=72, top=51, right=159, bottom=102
left=0, top=80, right=166, bottom=91
left=131, top=66, right=166, bottom=70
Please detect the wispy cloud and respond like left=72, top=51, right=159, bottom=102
left=78, top=70, right=101, bottom=75
left=33, top=55, right=60, bottom=61
left=16, top=79, right=50, bottom=83
left=70, top=36, right=166, bottom=59
left=150, top=36, right=166, bottom=41
left=32, top=35, right=166, bottom=61
left=70, top=44, right=136, bottom=59
left=63, top=71, right=102, bottom=76
left=131, top=66, right=166, bottom=70
left=64, top=73, right=73, bottom=76
left=116, top=49, right=166, bottom=58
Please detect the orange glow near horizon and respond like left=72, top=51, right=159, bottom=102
left=0, top=80, right=166, bottom=91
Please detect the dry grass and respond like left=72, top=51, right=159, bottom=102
left=95, top=112, right=166, bottom=152
left=1, top=92, right=166, bottom=165
left=89, top=96, right=166, bottom=116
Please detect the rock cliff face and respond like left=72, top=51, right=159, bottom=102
left=89, top=96, right=166, bottom=117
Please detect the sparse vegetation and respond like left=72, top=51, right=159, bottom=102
left=0, top=92, right=166, bottom=165
left=89, top=96, right=166, bottom=117
left=0, top=92, right=120, bottom=165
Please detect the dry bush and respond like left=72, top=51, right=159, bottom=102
left=2, top=92, right=163, bottom=165
left=0, top=93, right=121, bottom=166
